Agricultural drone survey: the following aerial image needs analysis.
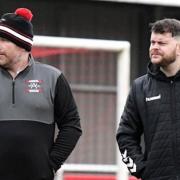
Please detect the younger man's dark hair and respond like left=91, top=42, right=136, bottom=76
left=150, top=18, right=180, bottom=37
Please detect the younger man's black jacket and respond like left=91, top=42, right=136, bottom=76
left=117, top=63, right=180, bottom=180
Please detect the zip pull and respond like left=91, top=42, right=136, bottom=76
left=12, top=80, right=15, bottom=104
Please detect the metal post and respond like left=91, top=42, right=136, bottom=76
left=116, top=43, right=130, bottom=180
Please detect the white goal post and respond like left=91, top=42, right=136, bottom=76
left=33, top=35, right=130, bottom=180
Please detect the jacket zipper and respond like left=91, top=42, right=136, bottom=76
left=12, top=80, right=15, bottom=104
left=170, top=80, right=178, bottom=174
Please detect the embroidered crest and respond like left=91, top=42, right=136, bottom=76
left=25, top=80, right=43, bottom=93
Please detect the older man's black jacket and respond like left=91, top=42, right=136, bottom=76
left=116, top=63, right=180, bottom=180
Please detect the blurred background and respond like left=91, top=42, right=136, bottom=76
left=1, top=0, right=180, bottom=179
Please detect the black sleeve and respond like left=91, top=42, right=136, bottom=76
left=50, top=73, right=82, bottom=171
left=116, top=81, right=146, bottom=178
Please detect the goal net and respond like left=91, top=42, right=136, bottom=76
left=33, top=35, right=130, bottom=180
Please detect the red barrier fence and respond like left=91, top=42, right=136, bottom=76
left=64, top=173, right=139, bottom=180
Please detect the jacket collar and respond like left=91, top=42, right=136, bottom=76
left=147, top=62, right=180, bottom=81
